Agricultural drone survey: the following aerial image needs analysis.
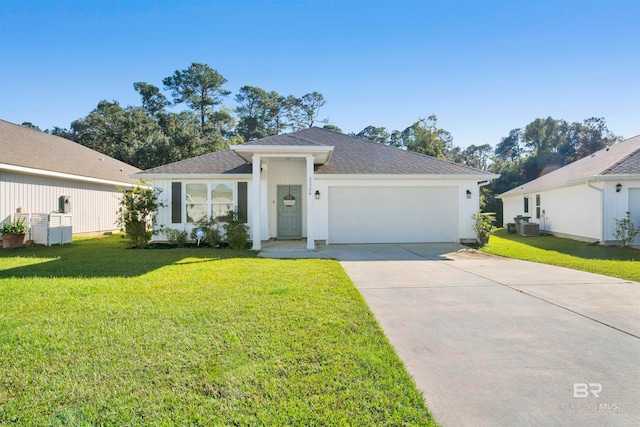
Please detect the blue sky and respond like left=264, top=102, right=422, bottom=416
left=1, top=0, right=639, bottom=149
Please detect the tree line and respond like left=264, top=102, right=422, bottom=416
left=25, top=62, right=329, bottom=170
left=23, top=62, right=622, bottom=223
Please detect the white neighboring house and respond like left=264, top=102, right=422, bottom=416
left=134, top=127, right=498, bottom=249
left=0, top=119, right=141, bottom=235
left=499, top=135, right=640, bottom=246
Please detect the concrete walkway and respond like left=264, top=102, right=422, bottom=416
left=328, top=244, right=639, bottom=427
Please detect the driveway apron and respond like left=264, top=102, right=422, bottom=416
left=330, top=244, right=640, bottom=427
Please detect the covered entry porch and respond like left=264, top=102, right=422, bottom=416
left=230, top=144, right=333, bottom=250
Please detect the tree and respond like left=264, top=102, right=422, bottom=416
left=134, top=82, right=170, bottom=117
left=449, top=144, right=493, bottom=170
left=355, top=125, right=390, bottom=144
left=235, top=85, right=271, bottom=141
left=400, top=115, right=453, bottom=158
left=323, top=124, right=342, bottom=132
left=162, top=62, right=230, bottom=128
left=70, top=100, right=168, bottom=169
left=21, top=122, right=42, bottom=131
left=495, top=128, right=524, bottom=161
left=286, top=92, right=325, bottom=130
left=571, top=117, right=621, bottom=159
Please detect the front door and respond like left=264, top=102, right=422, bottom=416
left=277, top=185, right=302, bottom=238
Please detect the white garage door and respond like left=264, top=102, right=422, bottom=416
left=328, top=186, right=457, bottom=244
left=629, top=188, right=640, bottom=246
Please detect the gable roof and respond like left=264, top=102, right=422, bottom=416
left=499, top=135, right=640, bottom=198
left=138, top=127, right=495, bottom=177
left=0, top=119, right=140, bottom=185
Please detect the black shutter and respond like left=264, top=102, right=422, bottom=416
left=238, top=182, right=248, bottom=223
left=171, top=182, right=182, bottom=223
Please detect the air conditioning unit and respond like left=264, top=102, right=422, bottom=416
left=520, top=222, right=540, bottom=237
left=31, top=213, right=73, bottom=246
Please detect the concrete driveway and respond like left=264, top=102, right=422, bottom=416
left=325, top=243, right=640, bottom=427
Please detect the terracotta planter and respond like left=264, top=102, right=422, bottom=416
left=2, top=233, right=26, bottom=249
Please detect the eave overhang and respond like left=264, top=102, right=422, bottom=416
left=230, top=145, right=334, bottom=164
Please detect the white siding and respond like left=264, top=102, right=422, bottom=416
left=151, top=178, right=252, bottom=241
left=1, top=170, right=124, bottom=234
left=604, top=180, right=640, bottom=244
left=503, top=183, right=602, bottom=241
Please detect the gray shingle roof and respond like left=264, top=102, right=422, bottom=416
left=138, top=127, right=493, bottom=176
left=0, top=119, right=140, bottom=184
left=499, top=135, right=640, bottom=197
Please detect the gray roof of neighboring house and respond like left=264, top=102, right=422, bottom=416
left=0, top=119, right=140, bottom=184
left=138, top=127, right=494, bottom=177
left=499, top=135, right=640, bottom=198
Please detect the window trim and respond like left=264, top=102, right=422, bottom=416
left=183, top=182, right=235, bottom=224
left=535, top=194, right=541, bottom=219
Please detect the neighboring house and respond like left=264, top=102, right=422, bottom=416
left=0, top=119, right=141, bottom=235
left=135, top=127, right=498, bottom=249
left=499, top=135, right=640, bottom=245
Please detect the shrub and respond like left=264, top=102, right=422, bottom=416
left=190, top=216, right=222, bottom=247
left=614, top=212, right=639, bottom=247
left=1, top=217, right=28, bottom=235
left=117, top=184, right=163, bottom=248
left=472, top=210, right=495, bottom=246
left=222, top=208, right=250, bottom=250
left=164, top=228, right=189, bottom=247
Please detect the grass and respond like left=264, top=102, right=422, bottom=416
left=0, top=236, right=436, bottom=426
left=482, top=229, right=640, bottom=282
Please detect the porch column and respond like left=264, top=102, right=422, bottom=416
left=252, top=155, right=262, bottom=250
left=306, top=155, right=315, bottom=250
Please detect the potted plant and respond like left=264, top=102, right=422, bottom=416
left=1, top=217, right=28, bottom=249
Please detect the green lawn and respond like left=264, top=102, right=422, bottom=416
left=0, top=236, right=436, bottom=426
left=482, top=229, right=640, bottom=282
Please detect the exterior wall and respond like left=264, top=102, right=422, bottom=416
left=313, top=177, right=481, bottom=243
left=151, top=165, right=485, bottom=244
left=1, top=170, right=125, bottom=234
left=603, top=179, right=640, bottom=244
left=151, top=178, right=251, bottom=241
left=503, top=182, right=605, bottom=242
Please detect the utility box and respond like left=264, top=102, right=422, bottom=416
left=59, top=195, right=71, bottom=213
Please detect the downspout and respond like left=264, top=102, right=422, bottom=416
left=587, top=180, right=605, bottom=244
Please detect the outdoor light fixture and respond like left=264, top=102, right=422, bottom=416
left=466, top=189, right=472, bottom=199
left=315, top=190, right=321, bottom=200
left=616, top=183, right=622, bottom=193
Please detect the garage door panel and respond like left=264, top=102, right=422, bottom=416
left=328, top=187, right=457, bottom=243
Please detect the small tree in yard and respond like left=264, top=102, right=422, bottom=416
left=472, top=210, right=495, bottom=246
left=614, top=212, right=639, bottom=247
left=117, top=184, right=163, bottom=248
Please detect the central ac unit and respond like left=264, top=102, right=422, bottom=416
left=520, top=222, right=540, bottom=237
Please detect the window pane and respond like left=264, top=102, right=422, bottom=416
left=186, top=184, right=208, bottom=203
left=212, top=203, right=232, bottom=219
left=211, top=183, right=233, bottom=203
left=186, top=204, right=208, bottom=223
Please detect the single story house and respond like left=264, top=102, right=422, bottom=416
left=498, top=135, right=640, bottom=245
left=0, top=119, right=141, bottom=235
left=135, top=127, right=498, bottom=249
